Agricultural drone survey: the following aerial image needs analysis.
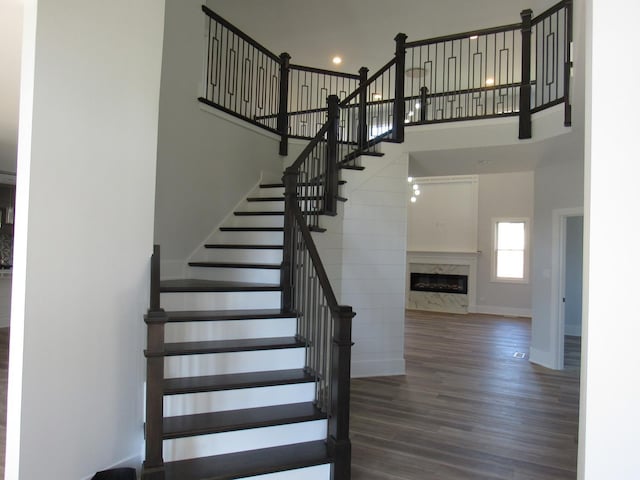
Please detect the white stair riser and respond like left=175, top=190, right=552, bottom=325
left=164, top=348, right=305, bottom=378
left=218, top=231, right=284, bottom=245
left=236, top=464, right=330, bottom=480
left=258, top=187, right=284, bottom=197
left=163, top=420, right=327, bottom=462
left=161, top=291, right=281, bottom=311
left=200, top=249, right=283, bottom=264
left=229, top=215, right=284, bottom=229
left=238, top=201, right=285, bottom=213
left=185, top=266, right=281, bottom=284
left=164, top=383, right=315, bottom=416
left=165, top=318, right=296, bottom=343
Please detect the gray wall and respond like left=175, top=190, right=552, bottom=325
left=154, top=0, right=284, bottom=271
left=530, top=153, right=584, bottom=364
left=477, top=172, right=534, bottom=315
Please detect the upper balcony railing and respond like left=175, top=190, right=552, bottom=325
left=199, top=0, right=572, bottom=151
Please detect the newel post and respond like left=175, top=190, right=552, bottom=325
left=281, top=168, right=297, bottom=312
left=328, top=305, right=355, bottom=480
left=564, top=0, right=573, bottom=127
left=325, top=95, right=340, bottom=217
left=357, top=67, right=369, bottom=150
left=393, top=33, right=408, bottom=143
left=142, top=245, right=168, bottom=480
left=519, top=9, right=533, bottom=139
left=278, top=52, right=292, bottom=156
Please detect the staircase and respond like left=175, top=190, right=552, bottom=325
left=142, top=179, right=354, bottom=480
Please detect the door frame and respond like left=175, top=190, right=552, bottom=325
left=551, top=207, right=584, bottom=370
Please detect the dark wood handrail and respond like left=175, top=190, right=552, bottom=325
left=339, top=58, right=397, bottom=107
left=287, top=121, right=332, bottom=172
left=532, top=0, right=570, bottom=24
left=201, top=5, right=281, bottom=63
left=290, top=63, right=360, bottom=80
left=406, top=22, right=523, bottom=48
left=290, top=201, right=341, bottom=315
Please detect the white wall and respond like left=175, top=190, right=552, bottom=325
left=340, top=145, right=408, bottom=377
left=6, top=1, right=165, bottom=478
left=476, top=172, right=534, bottom=315
left=580, top=0, right=640, bottom=478
left=407, top=176, right=478, bottom=253
left=154, top=0, right=284, bottom=272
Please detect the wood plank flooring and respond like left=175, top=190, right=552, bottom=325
left=0, top=314, right=580, bottom=479
left=350, top=310, right=580, bottom=480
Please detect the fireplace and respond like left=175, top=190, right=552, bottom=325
left=410, top=272, right=468, bottom=295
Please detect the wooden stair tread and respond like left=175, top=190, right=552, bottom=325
left=188, top=262, right=281, bottom=270
left=163, top=402, right=325, bottom=439
left=247, top=196, right=326, bottom=202
left=260, top=180, right=346, bottom=188
left=159, top=279, right=280, bottom=293
left=162, top=440, right=331, bottom=480
left=204, top=244, right=283, bottom=250
left=219, top=227, right=284, bottom=232
left=340, top=164, right=365, bottom=171
left=164, top=368, right=314, bottom=395
left=163, top=308, right=297, bottom=322
left=233, top=211, right=284, bottom=216
left=247, top=196, right=285, bottom=202
left=160, top=336, right=306, bottom=357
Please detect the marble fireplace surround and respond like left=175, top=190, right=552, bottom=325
left=407, top=251, right=478, bottom=313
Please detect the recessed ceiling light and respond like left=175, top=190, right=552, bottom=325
left=415, top=189, right=421, bottom=196
left=332, top=56, right=342, bottom=65
left=407, top=176, right=414, bottom=183
left=405, top=67, right=426, bottom=78
left=413, top=184, right=419, bottom=190
left=486, top=78, right=495, bottom=86
left=410, top=196, right=417, bottom=203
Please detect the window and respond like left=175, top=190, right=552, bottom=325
left=492, top=218, right=529, bottom=283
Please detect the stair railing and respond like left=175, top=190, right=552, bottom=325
left=142, top=245, right=168, bottom=477
left=200, top=1, right=572, bottom=150
left=281, top=159, right=355, bottom=480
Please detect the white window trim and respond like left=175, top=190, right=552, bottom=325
left=491, top=217, right=530, bottom=284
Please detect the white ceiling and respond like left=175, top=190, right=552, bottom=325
left=0, top=0, right=23, bottom=174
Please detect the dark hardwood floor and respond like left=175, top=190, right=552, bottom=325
left=0, top=315, right=580, bottom=479
left=350, top=310, right=580, bottom=480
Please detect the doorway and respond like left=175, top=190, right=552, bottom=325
left=552, top=207, right=584, bottom=370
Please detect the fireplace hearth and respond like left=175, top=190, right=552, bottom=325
left=410, top=272, right=468, bottom=295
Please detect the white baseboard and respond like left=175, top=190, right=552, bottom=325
left=81, top=452, right=142, bottom=480
left=470, top=305, right=532, bottom=318
left=565, top=324, right=582, bottom=337
left=351, top=358, right=406, bottom=378
left=529, top=347, right=559, bottom=370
